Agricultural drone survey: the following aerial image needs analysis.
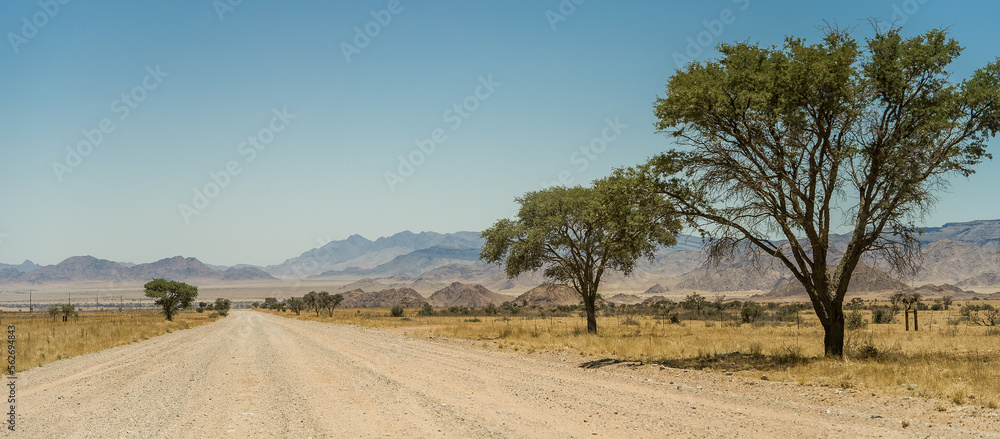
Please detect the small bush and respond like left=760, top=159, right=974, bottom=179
left=871, top=306, right=896, bottom=324
left=208, top=312, right=220, bottom=318
left=846, top=310, right=868, bottom=330
left=390, top=305, right=405, bottom=317
left=464, top=318, right=482, bottom=323
left=741, top=302, right=764, bottom=324
left=417, top=304, right=436, bottom=316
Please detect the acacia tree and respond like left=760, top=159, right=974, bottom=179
left=144, top=278, right=199, bottom=321
left=324, top=293, right=344, bottom=314
left=286, top=297, right=305, bottom=315
left=214, top=298, right=232, bottom=316
left=633, top=26, right=999, bottom=356
left=303, top=291, right=320, bottom=316
left=480, top=179, right=680, bottom=334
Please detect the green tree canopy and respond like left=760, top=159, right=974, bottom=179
left=481, top=180, right=680, bottom=334
left=144, top=278, right=199, bottom=321
left=286, top=297, right=305, bottom=315
left=303, top=291, right=320, bottom=316
left=634, top=25, right=999, bottom=356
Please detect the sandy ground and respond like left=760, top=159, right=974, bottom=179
left=14, top=311, right=1000, bottom=438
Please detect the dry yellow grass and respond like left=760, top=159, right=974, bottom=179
left=263, top=304, right=1000, bottom=409
left=5, top=310, right=217, bottom=373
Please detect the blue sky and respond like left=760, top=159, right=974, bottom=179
left=1, top=0, right=998, bottom=267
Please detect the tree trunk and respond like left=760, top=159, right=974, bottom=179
left=913, top=308, right=918, bottom=331
left=823, top=315, right=845, bottom=357
left=905, top=309, right=910, bottom=331
left=584, top=298, right=597, bottom=334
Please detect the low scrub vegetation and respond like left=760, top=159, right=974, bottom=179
left=5, top=310, right=214, bottom=373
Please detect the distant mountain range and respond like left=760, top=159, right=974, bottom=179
left=1, top=221, right=997, bottom=295
left=266, top=231, right=484, bottom=277
left=313, top=245, right=481, bottom=278
left=0, top=255, right=276, bottom=284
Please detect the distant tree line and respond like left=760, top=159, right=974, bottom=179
left=251, top=291, right=344, bottom=317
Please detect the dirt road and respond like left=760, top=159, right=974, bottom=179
left=15, top=311, right=1000, bottom=438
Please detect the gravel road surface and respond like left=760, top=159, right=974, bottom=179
left=15, top=311, right=1000, bottom=438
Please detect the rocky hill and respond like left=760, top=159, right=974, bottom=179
left=336, top=278, right=389, bottom=293
left=130, top=256, right=219, bottom=281
left=412, top=263, right=547, bottom=294
left=898, top=284, right=1000, bottom=300
left=957, top=273, right=1000, bottom=287
left=0, top=260, right=41, bottom=273
left=221, top=267, right=276, bottom=281
left=17, top=256, right=131, bottom=283
left=340, top=288, right=428, bottom=308
left=641, top=295, right=671, bottom=306
left=607, top=293, right=643, bottom=304
left=514, top=284, right=580, bottom=307
left=913, top=239, right=1000, bottom=286
left=428, top=282, right=513, bottom=307
left=761, top=263, right=907, bottom=298
left=0, top=268, right=23, bottom=280
left=643, top=284, right=669, bottom=295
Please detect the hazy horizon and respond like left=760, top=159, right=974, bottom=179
left=3, top=1, right=999, bottom=267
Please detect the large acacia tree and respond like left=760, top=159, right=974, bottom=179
left=635, top=26, right=998, bottom=356
left=480, top=179, right=680, bottom=334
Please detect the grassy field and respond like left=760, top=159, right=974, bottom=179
left=262, top=304, right=1000, bottom=409
left=4, top=310, right=218, bottom=373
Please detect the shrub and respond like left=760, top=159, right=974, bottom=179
left=871, top=306, right=896, bottom=324
left=740, top=301, right=764, bottom=324
left=417, top=304, right=435, bottom=316
left=847, top=297, right=865, bottom=310
left=846, top=309, right=867, bottom=330
left=390, top=305, right=405, bottom=317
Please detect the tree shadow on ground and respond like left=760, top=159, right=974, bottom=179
left=579, top=351, right=821, bottom=372
left=656, top=351, right=819, bottom=372
left=579, top=358, right=625, bottom=369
